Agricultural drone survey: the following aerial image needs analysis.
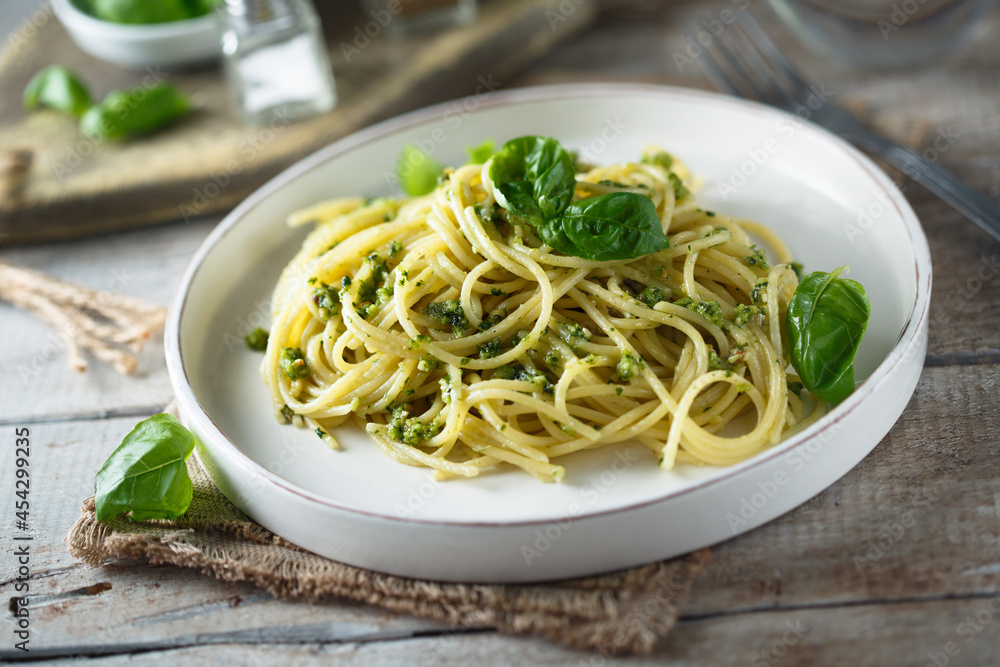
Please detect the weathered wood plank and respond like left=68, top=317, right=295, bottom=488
left=0, top=217, right=215, bottom=424
left=17, top=596, right=1000, bottom=666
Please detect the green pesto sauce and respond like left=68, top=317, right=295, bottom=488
left=673, top=297, right=725, bottom=328
left=493, top=363, right=554, bottom=394
left=732, top=303, right=761, bottom=327
left=311, top=282, right=341, bottom=322
left=640, top=148, right=674, bottom=171
left=386, top=407, right=440, bottom=446
left=617, top=351, right=644, bottom=381
left=244, top=327, right=268, bottom=351
left=424, top=299, right=470, bottom=334
left=639, top=285, right=668, bottom=308
left=477, top=336, right=502, bottom=359
left=280, top=347, right=310, bottom=380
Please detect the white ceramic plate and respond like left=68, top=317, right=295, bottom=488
left=165, top=83, right=931, bottom=583
left=53, top=0, right=220, bottom=70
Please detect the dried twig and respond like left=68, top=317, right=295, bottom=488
left=0, top=261, right=166, bottom=374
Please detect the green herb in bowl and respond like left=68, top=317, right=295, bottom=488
left=72, top=0, right=222, bottom=24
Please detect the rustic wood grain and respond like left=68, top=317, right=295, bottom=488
left=0, top=0, right=596, bottom=245
left=0, top=217, right=214, bottom=424
left=9, top=600, right=1000, bottom=665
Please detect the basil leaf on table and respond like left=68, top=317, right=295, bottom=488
left=786, top=266, right=871, bottom=405
left=80, top=82, right=190, bottom=141
left=94, top=413, right=196, bottom=522
left=488, top=135, right=576, bottom=227
left=23, top=65, right=92, bottom=117
left=551, top=192, right=669, bottom=261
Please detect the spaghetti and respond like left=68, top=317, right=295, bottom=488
left=262, top=145, right=821, bottom=481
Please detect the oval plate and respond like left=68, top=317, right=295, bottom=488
left=165, top=83, right=931, bottom=583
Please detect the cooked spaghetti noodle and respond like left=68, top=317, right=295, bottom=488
left=262, top=146, right=821, bottom=481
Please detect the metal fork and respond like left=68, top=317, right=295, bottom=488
left=698, top=11, right=1000, bottom=244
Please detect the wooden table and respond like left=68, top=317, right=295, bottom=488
left=2, top=1, right=999, bottom=664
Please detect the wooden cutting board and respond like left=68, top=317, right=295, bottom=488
left=0, top=0, right=595, bottom=245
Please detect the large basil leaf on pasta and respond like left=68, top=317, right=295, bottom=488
left=489, top=136, right=576, bottom=227
left=552, top=192, right=669, bottom=261
left=94, top=413, right=195, bottom=522
left=786, top=266, right=871, bottom=405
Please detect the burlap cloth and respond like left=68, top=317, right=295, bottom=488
left=67, top=456, right=709, bottom=654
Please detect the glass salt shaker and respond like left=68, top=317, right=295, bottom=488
left=218, top=0, right=337, bottom=125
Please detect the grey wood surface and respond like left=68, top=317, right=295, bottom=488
left=2, top=1, right=999, bottom=664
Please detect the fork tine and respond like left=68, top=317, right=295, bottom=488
left=733, top=10, right=813, bottom=97
left=726, top=21, right=801, bottom=110
left=699, top=27, right=771, bottom=101
left=698, top=22, right=796, bottom=112
left=695, top=36, right=741, bottom=97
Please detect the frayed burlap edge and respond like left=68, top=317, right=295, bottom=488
left=67, top=458, right=709, bottom=655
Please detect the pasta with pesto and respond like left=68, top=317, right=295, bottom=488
left=261, top=141, right=822, bottom=481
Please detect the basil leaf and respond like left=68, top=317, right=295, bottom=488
left=94, top=414, right=195, bottom=522
left=464, top=139, right=495, bottom=165
left=552, top=192, right=669, bottom=261
left=81, top=82, right=190, bottom=141
left=397, top=143, right=444, bottom=196
left=23, top=65, right=92, bottom=117
left=786, top=266, right=871, bottom=405
left=89, top=0, right=199, bottom=23
left=488, top=136, right=576, bottom=226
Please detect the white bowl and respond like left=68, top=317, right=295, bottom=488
left=53, top=0, right=220, bottom=70
left=165, top=83, right=931, bottom=583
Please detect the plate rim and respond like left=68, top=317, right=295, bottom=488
left=165, top=81, right=932, bottom=529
